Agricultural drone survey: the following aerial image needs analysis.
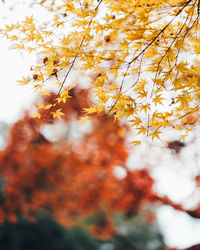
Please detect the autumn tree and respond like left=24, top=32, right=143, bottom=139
left=0, top=86, right=200, bottom=249
left=1, top=0, right=200, bottom=144
left=1, top=0, right=200, bottom=248
left=0, top=86, right=187, bottom=241
left=0, top=87, right=131, bottom=235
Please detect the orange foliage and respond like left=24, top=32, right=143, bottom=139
left=0, top=87, right=187, bottom=238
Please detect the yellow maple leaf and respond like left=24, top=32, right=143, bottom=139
left=150, top=129, right=161, bottom=140
left=33, top=84, right=43, bottom=92
left=130, top=117, right=141, bottom=127
left=31, top=113, right=41, bottom=119
left=17, top=77, right=30, bottom=85
left=51, top=109, right=65, bottom=119
left=12, top=43, right=25, bottom=50
left=84, top=105, right=104, bottom=114
left=57, top=87, right=72, bottom=103
left=153, top=94, right=164, bottom=106
left=40, top=90, right=50, bottom=96
left=36, top=104, right=44, bottom=109
left=136, top=126, right=147, bottom=135
left=131, top=140, right=141, bottom=146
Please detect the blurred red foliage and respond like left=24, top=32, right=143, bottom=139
left=0, top=87, right=190, bottom=239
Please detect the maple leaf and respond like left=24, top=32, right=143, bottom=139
left=136, top=126, right=147, bottom=135
left=150, top=129, right=161, bottom=141
left=131, top=140, right=141, bottom=146
left=40, top=90, right=50, bottom=96
left=2, top=0, right=200, bottom=144
left=17, top=77, right=30, bottom=85
left=51, top=109, right=65, bottom=119
left=31, top=112, right=41, bottom=119
left=153, top=94, right=164, bottom=106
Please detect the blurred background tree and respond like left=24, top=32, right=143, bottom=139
left=0, top=86, right=168, bottom=249
left=0, top=86, right=199, bottom=250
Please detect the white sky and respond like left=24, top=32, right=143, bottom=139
left=0, top=38, right=35, bottom=123
left=0, top=1, right=200, bottom=249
